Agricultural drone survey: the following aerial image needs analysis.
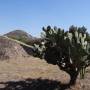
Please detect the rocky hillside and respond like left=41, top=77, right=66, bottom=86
left=0, top=36, right=29, bottom=60
left=0, top=30, right=42, bottom=60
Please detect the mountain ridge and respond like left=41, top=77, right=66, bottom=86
left=4, top=30, right=43, bottom=45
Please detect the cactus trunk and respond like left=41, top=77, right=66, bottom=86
left=80, top=67, right=86, bottom=79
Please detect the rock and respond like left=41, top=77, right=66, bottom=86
left=0, top=36, right=28, bottom=60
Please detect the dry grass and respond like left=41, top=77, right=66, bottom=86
left=0, top=56, right=90, bottom=90
left=0, top=56, right=69, bottom=83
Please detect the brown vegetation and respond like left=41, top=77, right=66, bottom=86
left=0, top=56, right=90, bottom=90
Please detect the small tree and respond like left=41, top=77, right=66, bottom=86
left=34, top=25, right=90, bottom=86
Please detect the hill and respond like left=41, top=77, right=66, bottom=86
left=0, top=36, right=29, bottom=60
left=4, top=30, right=43, bottom=45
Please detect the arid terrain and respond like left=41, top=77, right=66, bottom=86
left=0, top=31, right=90, bottom=90
left=0, top=56, right=90, bottom=90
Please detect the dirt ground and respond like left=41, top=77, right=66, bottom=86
left=0, top=56, right=90, bottom=90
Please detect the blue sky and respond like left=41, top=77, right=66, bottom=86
left=0, top=0, right=90, bottom=37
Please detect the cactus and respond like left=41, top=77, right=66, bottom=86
left=33, top=25, right=90, bottom=86
left=67, top=26, right=90, bottom=79
left=33, top=42, right=45, bottom=59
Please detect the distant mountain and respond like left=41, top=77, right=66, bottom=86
left=4, top=30, right=43, bottom=45
left=4, top=30, right=34, bottom=41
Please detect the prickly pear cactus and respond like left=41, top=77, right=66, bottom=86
left=33, top=25, right=90, bottom=85
left=67, top=27, right=90, bottom=79
left=33, top=42, right=45, bottom=59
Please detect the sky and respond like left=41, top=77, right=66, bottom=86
left=0, top=0, right=90, bottom=37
